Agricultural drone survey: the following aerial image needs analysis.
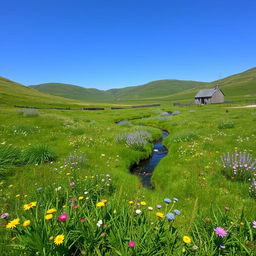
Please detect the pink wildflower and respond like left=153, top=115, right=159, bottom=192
left=128, top=241, right=136, bottom=247
left=58, top=213, right=68, bottom=222
left=252, top=221, right=256, bottom=228
left=214, top=227, right=227, bottom=237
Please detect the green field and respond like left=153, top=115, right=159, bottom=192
left=0, top=72, right=256, bottom=255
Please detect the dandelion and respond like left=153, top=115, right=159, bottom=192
left=140, top=201, right=147, bottom=206
left=6, top=218, right=20, bottom=229
left=23, top=202, right=37, bottom=210
left=135, top=209, right=142, bottom=214
left=128, top=201, right=134, bottom=205
left=54, top=234, right=64, bottom=245
left=96, top=202, right=105, bottom=207
left=128, top=241, right=136, bottom=247
left=166, top=213, right=175, bottom=221
left=183, top=236, right=191, bottom=244
left=1, top=213, right=9, bottom=219
left=214, top=227, right=227, bottom=238
left=47, top=208, right=57, bottom=214
left=45, top=214, right=53, bottom=220
left=58, top=213, right=68, bottom=222
left=156, top=212, right=164, bottom=218
left=164, top=198, right=172, bottom=204
left=23, top=220, right=31, bottom=227
left=78, top=196, right=84, bottom=200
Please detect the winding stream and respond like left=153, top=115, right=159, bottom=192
left=116, top=113, right=172, bottom=188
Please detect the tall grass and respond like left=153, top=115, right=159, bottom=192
left=22, top=144, right=57, bottom=164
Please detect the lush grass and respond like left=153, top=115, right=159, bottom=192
left=0, top=103, right=256, bottom=255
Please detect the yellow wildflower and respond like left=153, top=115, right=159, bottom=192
left=45, top=214, right=53, bottom=220
left=6, top=218, right=20, bottom=229
left=96, top=202, right=105, bottom=207
left=23, top=220, right=31, bottom=227
left=78, top=196, right=84, bottom=200
left=140, top=201, right=147, bottom=206
left=54, top=234, right=65, bottom=245
left=183, top=236, right=191, bottom=244
left=128, top=201, right=134, bottom=205
left=47, top=208, right=57, bottom=214
left=23, top=202, right=37, bottom=210
left=15, top=194, right=20, bottom=198
left=156, top=212, right=164, bottom=218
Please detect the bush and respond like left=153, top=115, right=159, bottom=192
left=22, top=144, right=57, bottom=164
left=220, top=151, right=256, bottom=181
left=218, top=120, right=234, bottom=129
left=0, top=144, right=21, bottom=169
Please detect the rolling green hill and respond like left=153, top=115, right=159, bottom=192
left=0, top=77, right=90, bottom=107
left=30, top=80, right=205, bottom=103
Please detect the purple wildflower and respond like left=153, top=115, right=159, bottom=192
left=157, top=204, right=162, bottom=209
left=166, top=213, right=175, bottom=221
left=214, top=227, right=227, bottom=237
left=252, top=221, right=256, bottom=228
left=174, top=209, right=181, bottom=215
left=220, top=244, right=226, bottom=249
left=164, top=198, right=172, bottom=204
left=1, top=213, right=9, bottom=219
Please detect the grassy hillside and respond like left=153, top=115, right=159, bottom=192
left=30, top=80, right=205, bottom=102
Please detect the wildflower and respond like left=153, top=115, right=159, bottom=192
left=157, top=204, right=162, bottom=209
left=135, top=209, right=142, bottom=214
left=166, top=213, right=175, bottom=221
left=49, top=236, right=54, bottom=240
left=252, top=221, right=256, bottom=228
left=140, top=201, right=147, bottom=206
left=15, top=194, right=20, bottom=198
left=45, top=214, right=53, bottom=220
left=6, top=218, right=20, bottom=229
left=81, top=218, right=85, bottom=222
left=173, top=197, right=179, bottom=202
left=69, top=182, right=75, bottom=186
left=54, top=234, right=64, bottom=245
left=156, top=212, right=164, bottom=218
left=58, top=213, right=68, bottom=222
left=192, top=245, right=198, bottom=250
left=96, top=202, right=105, bottom=207
left=174, top=209, right=181, bottom=215
left=204, top=217, right=211, bottom=222
left=1, top=213, right=9, bottom=219
left=128, top=241, right=136, bottom=247
left=148, top=207, right=153, bottom=211
left=73, top=205, right=78, bottom=209
left=183, top=236, right=191, bottom=244
left=97, top=219, right=103, bottom=227
left=100, top=232, right=107, bottom=237
left=66, top=172, right=71, bottom=176
left=240, top=222, right=244, bottom=226
left=220, top=244, right=226, bottom=249
left=164, top=198, right=172, bottom=204
left=78, top=196, right=84, bottom=200
left=47, top=208, right=57, bottom=214
left=23, top=220, right=31, bottom=227
left=102, top=199, right=108, bottom=203
left=214, top=227, right=227, bottom=238
left=128, top=201, right=134, bottom=205
left=113, top=209, right=117, bottom=214
left=23, top=202, right=37, bottom=210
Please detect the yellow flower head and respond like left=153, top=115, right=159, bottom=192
left=15, top=194, right=21, bottom=198
left=140, top=201, right=147, bottom=206
left=96, top=202, right=105, bottom=207
left=102, top=199, right=108, bottom=204
left=54, top=234, right=65, bottom=245
left=23, top=202, right=37, bottom=210
left=183, top=236, right=191, bottom=244
left=128, top=201, right=134, bottom=205
left=23, top=220, right=31, bottom=227
left=47, top=208, right=57, bottom=214
left=6, top=218, right=20, bottom=229
left=45, top=214, right=53, bottom=220
left=156, top=212, right=164, bottom=218
left=78, top=196, right=84, bottom=200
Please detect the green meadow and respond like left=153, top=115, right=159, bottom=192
left=0, top=72, right=256, bottom=255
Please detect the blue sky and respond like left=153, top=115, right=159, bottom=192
left=1, top=0, right=255, bottom=89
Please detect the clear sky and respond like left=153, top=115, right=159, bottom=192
left=1, top=0, right=255, bottom=89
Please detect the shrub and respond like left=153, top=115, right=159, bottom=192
left=220, top=151, right=256, bottom=181
left=115, top=130, right=152, bottom=151
left=22, top=144, right=57, bottom=164
left=0, top=144, right=21, bottom=169
left=218, top=120, right=234, bottom=129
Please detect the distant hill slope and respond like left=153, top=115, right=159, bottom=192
left=30, top=80, right=205, bottom=102
left=0, top=77, right=88, bottom=107
left=158, top=67, right=256, bottom=102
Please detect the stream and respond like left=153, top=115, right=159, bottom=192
left=116, top=112, right=172, bottom=188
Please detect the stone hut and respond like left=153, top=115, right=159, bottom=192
left=194, top=85, right=224, bottom=104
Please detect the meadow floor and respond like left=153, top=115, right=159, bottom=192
left=0, top=104, right=256, bottom=255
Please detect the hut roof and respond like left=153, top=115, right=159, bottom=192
left=195, top=88, right=216, bottom=98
